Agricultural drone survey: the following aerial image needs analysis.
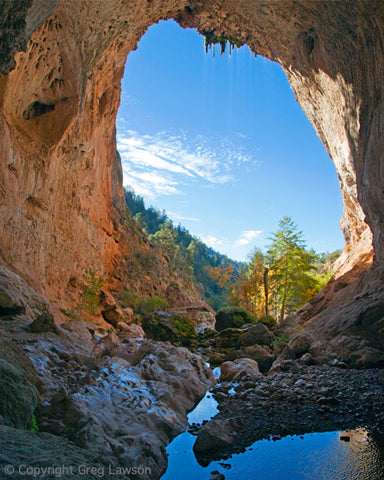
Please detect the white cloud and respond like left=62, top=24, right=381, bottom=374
left=124, top=170, right=181, bottom=198
left=167, top=211, right=200, bottom=222
left=198, top=234, right=228, bottom=250
left=234, top=230, right=262, bottom=247
left=117, top=128, right=257, bottom=199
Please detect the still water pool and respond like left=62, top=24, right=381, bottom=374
left=161, top=391, right=384, bottom=480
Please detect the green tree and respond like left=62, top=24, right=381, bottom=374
left=267, top=217, right=317, bottom=322
left=149, top=221, right=179, bottom=261
left=133, top=212, right=148, bottom=234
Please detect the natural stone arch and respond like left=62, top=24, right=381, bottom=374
left=0, top=1, right=383, bottom=362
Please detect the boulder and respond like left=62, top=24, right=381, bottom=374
left=107, top=340, right=142, bottom=363
left=220, top=358, right=261, bottom=382
left=91, top=332, right=121, bottom=357
left=142, top=313, right=195, bottom=346
left=351, top=347, right=384, bottom=369
left=117, top=323, right=145, bottom=338
left=28, top=312, right=58, bottom=334
left=101, top=306, right=126, bottom=328
left=215, top=307, right=255, bottom=331
left=0, top=340, right=40, bottom=428
left=99, top=290, right=128, bottom=327
left=60, top=321, right=94, bottom=342
left=298, top=352, right=316, bottom=366
left=122, top=307, right=134, bottom=323
left=290, top=334, right=312, bottom=357
left=214, top=328, right=243, bottom=349
left=241, top=323, right=274, bottom=347
left=99, top=289, right=116, bottom=312
left=196, top=311, right=216, bottom=333
left=0, top=425, right=115, bottom=479
left=133, top=341, right=215, bottom=406
left=269, top=359, right=298, bottom=373
left=194, top=419, right=235, bottom=453
left=273, top=342, right=296, bottom=361
left=0, top=266, right=50, bottom=317
left=244, top=344, right=275, bottom=372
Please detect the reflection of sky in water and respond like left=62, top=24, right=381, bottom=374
left=162, top=391, right=384, bottom=480
left=187, top=392, right=218, bottom=425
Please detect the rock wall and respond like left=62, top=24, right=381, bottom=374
left=0, top=1, right=383, bottom=325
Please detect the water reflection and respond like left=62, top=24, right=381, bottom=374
left=162, top=427, right=384, bottom=479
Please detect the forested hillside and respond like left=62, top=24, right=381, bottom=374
left=125, top=189, right=244, bottom=309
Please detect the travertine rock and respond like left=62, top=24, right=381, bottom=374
left=220, top=358, right=261, bottom=383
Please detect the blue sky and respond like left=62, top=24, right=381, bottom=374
left=117, top=20, right=344, bottom=261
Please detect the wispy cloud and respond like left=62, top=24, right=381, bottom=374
left=167, top=211, right=200, bottom=222
left=234, top=230, right=262, bottom=247
left=117, top=128, right=257, bottom=200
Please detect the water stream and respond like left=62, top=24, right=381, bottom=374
left=161, top=373, right=384, bottom=480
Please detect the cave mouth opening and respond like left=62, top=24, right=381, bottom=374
left=116, top=19, right=345, bottom=313
left=0, top=1, right=377, bottom=319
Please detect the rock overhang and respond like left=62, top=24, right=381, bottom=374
left=0, top=1, right=383, bottom=347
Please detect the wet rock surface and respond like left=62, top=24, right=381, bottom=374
left=0, top=305, right=214, bottom=480
left=193, top=364, right=384, bottom=465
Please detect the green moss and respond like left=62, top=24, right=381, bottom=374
left=203, top=30, right=244, bottom=54
left=215, top=307, right=257, bottom=331
left=142, top=313, right=195, bottom=346
left=258, top=315, right=277, bottom=328
left=169, top=315, right=195, bottom=344
left=29, top=414, right=39, bottom=432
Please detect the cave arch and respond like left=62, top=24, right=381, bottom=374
left=0, top=1, right=383, bottom=363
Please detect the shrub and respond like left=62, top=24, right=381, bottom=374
left=80, top=269, right=105, bottom=315
left=119, top=290, right=139, bottom=309
left=136, top=296, right=169, bottom=317
left=215, top=307, right=257, bottom=331
left=272, top=334, right=289, bottom=346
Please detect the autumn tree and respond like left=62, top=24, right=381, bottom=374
left=267, top=216, right=317, bottom=322
left=206, top=263, right=240, bottom=290
left=231, top=249, right=267, bottom=316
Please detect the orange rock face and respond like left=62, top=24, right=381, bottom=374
left=0, top=1, right=383, bottom=345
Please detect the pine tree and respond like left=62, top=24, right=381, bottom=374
left=267, top=217, right=317, bottom=322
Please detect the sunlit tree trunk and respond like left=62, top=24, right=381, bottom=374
left=263, top=267, right=269, bottom=316
left=279, top=257, right=289, bottom=322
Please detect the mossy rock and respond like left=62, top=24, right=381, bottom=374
left=208, top=351, right=225, bottom=367
left=215, top=307, right=257, bottom=332
left=240, top=323, right=274, bottom=348
left=142, top=313, right=195, bottom=347
left=213, top=328, right=243, bottom=349
left=257, top=315, right=277, bottom=328
left=0, top=340, right=40, bottom=429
